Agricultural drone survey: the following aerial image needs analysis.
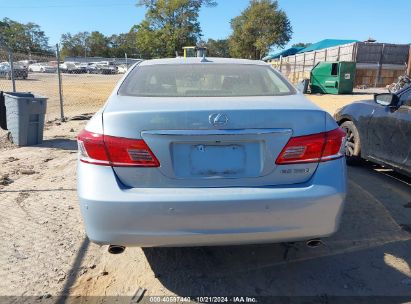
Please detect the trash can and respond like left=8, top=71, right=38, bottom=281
left=310, top=61, right=356, bottom=94
left=4, top=92, right=47, bottom=146
left=0, top=92, right=7, bottom=130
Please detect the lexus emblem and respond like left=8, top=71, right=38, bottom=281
left=209, top=113, right=228, bottom=127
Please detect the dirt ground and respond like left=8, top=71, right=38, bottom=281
left=1, top=92, right=411, bottom=303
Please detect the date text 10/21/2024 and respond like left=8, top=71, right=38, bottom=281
left=147, top=296, right=258, bottom=303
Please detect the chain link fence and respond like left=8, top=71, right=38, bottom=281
left=0, top=48, right=15, bottom=93
left=0, top=45, right=132, bottom=122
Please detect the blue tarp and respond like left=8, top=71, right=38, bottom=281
left=297, top=39, right=358, bottom=53
left=262, top=47, right=304, bottom=61
left=263, top=39, right=359, bottom=61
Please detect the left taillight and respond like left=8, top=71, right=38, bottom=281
left=77, top=129, right=160, bottom=167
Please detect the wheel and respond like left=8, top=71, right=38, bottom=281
left=340, top=121, right=361, bottom=165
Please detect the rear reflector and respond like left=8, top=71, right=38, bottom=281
left=275, top=128, right=346, bottom=165
left=77, top=129, right=160, bottom=167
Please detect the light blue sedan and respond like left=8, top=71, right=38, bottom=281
left=77, top=57, right=347, bottom=249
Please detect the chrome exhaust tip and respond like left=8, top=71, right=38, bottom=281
left=108, top=245, right=126, bottom=254
left=306, top=238, right=323, bottom=248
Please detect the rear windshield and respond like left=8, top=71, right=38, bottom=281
left=118, top=64, right=294, bottom=97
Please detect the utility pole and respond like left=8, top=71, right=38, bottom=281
left=27, top=46, right=32, bottom=60
left=8, top=51, right=16, bottom=92
left=56, top=43, right=65, bottom=122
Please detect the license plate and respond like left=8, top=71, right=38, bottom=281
left=190, top=144, right=245, bottom=176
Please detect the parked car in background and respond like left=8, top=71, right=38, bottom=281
left=334, top=86, right=411, bottom=176
left=74, top=62, right=87, bottom=73
left=95, top=61, right=117, bottom=74
left=18, top=60, right=36, bottom=69
left=49, top=61, right=60, bottom=68
left=84, top=62, right=99, bottom=74
left=0, top=62, right=28, bottom=79
left=117, top=64, right=128, bottom=74
left=28, top=62, right=57, bottom=73
left=59, top=62, right=83, bottom=74
left=77, top=57, right=347, bottom=248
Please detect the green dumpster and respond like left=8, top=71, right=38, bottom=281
left=310, top=61, right=356, bottom=94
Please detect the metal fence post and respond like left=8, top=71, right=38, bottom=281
left=302, top=53, right=306, bottom=75
left=8, top=50, right=16, bottom=92
left=279, top=56, right=283, bottom=73
left=293, top=55, right=297, bottom=83
left=375, top=44, right=385, bottom=88
left=56, top=43, right=65, bottom=121
left=352, top=43, right=358, bottom=62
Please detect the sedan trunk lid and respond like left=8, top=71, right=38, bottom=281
left=102, top=95, right=327, bottom=188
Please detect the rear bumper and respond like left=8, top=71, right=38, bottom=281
left=77, top=159, right=347, bottom=247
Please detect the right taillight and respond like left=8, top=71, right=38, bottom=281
left=320, top=128, right=347, bottom=162
left=275, top=128, right=346, bottom=165
left=77, top=129, right=160, bottom=167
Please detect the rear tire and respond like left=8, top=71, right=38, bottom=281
left=340, top=121, right=361, bottom=165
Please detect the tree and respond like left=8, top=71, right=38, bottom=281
left=202, top=38, right=230, bottom=57
left=60, top=31, right=111, bottom=58
left=108, top=32, right=140, bottom=58
left=135, top=0, right=217, bottom=58
left=87, top=31, right=110, bottom=57
left=292, top=42, right=311, bottom=48
left=228, top=0, right=292, bottom=60
left=0, top=18, right=50, bottom=53
left=60, top=32, right=90, bottom=58
left=60, top=30, right=140, bottom=59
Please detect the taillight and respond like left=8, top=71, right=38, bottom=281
left=77, top=129, right=160, bottom=167
left=320, top=128, right=347, bottom=161
left=104, top=135, right=160, bottom=167
left=275, top=128, right=346, bottom=165
left=77, top=130, right=110, bottom=166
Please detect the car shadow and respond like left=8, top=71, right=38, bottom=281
left=361, top=161, right=411, bottom=185
left=351, top=91, right=386, bottom=96
left=34, top=138, right=77, bottom=151
left=142, top=165, right=411, bottom=298
left=17, top=78, right=41, bottom=82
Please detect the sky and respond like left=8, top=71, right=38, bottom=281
left=1, top=0, right=410, bottom=54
